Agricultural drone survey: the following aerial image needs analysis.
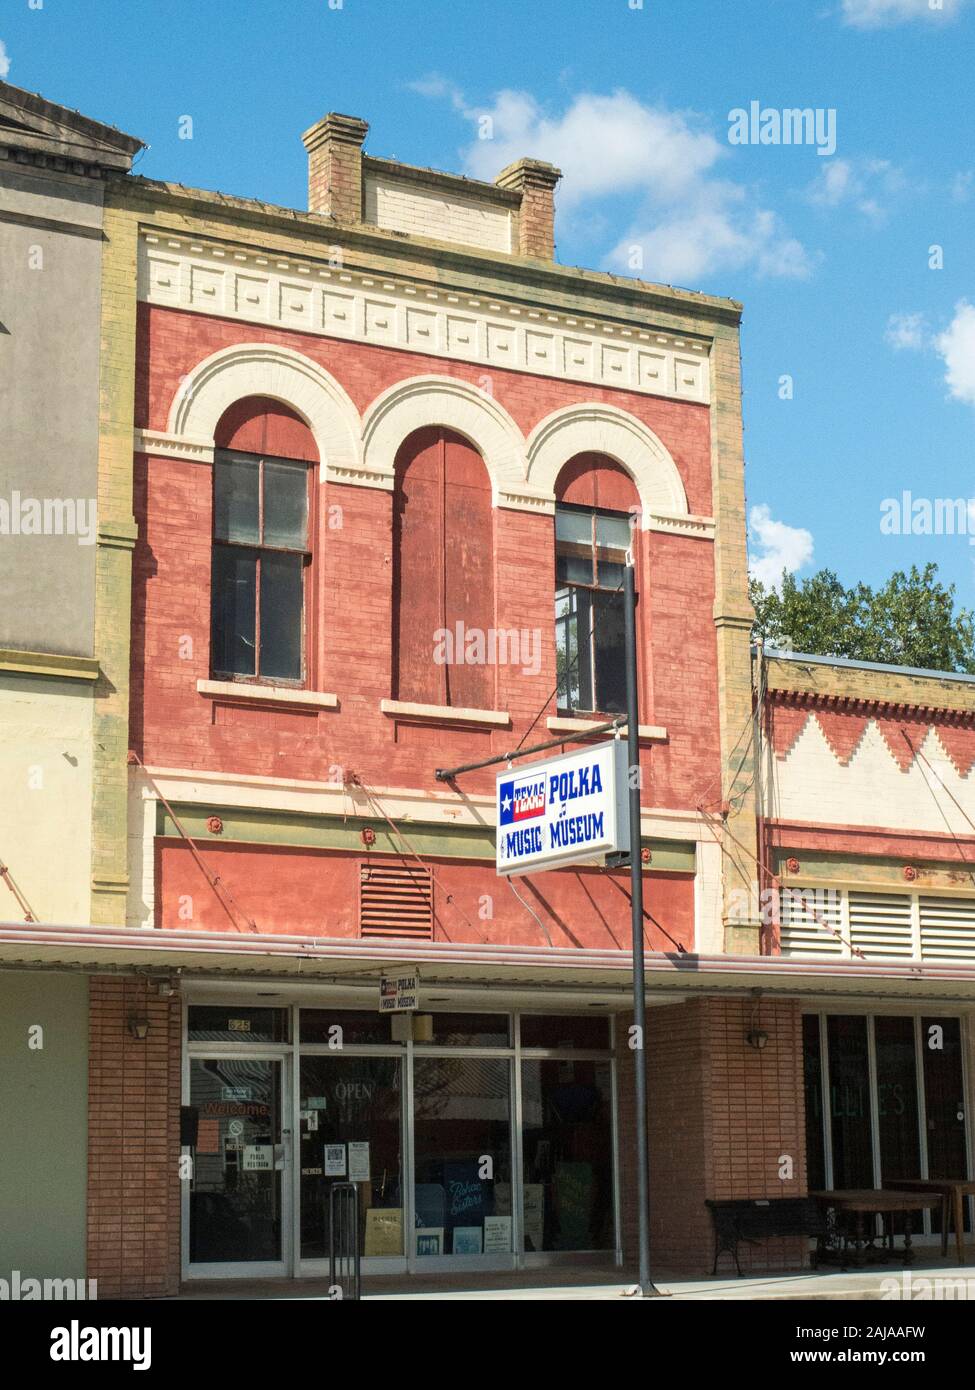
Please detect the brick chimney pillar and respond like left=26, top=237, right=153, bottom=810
left=495, top=158, right=562, bottom=259
left=301, top=112, right=369, bottom=221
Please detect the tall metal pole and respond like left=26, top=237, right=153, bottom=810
left=624, top=560, right=659, bottom=1296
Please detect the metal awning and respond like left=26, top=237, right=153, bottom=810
left=4, top=922, right=975, bottom=1005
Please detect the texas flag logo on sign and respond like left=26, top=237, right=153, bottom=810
left=498, top=776, right=546, bottom=826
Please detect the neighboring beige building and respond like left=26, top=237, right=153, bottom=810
left=0, top=84, right=141, bottom=1285
left=0, top=82, right=142, bottom=927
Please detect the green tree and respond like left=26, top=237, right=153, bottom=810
left=750, top=563, right=975, bottom=676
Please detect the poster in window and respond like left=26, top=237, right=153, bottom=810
left=348, top=1141, right=370, bottom=1182
left=364, top=1208, right=403, bottom=1256
left=444, top=1160, right=486, bottom=1229
left=483, top=1215, right=511, bottom=1253
left=452, top=1226, right=483, bottom=1255
left=415, top=1227, right=443, bottom=1257
left=324, top=1144, right=347, bottom=1177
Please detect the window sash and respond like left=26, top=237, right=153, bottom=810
left=212, top=452, right=311, bottom=684
left=555, top=503, right=631, bottom=714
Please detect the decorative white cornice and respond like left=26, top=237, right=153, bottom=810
left=135, top=428, right=215, bottom=464
left=139, top=230, right=711, bottom=406
left=645, top=511, right=715, bottom=540
left=134, top=763, right=713, bottom=839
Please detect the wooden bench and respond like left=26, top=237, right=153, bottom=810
left=705, top=1197, right=824, bottom=1276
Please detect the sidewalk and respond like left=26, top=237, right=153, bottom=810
left=177, top=1255, right=975, bottom=1300
left=368, top=1260, right=975, bottom=1300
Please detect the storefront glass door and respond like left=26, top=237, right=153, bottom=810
left=299, top=1054, right=404, bottom=1261
left=187, top=1056, right=289, bottom=1273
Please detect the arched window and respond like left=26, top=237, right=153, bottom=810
left=555, top=453, right=639, bottom=715
left=210, top=397, right=318, bottom=684
left=392, top=426, right=495, bottom=708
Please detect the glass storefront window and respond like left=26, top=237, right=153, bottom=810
left=875, top=1015, right=921, bottom=1183
left=413, top=1056, right=512, bottom=1255
left=826, top=1015, right=874, bottom=1189
left=188, top=1006, right=289, bottom=1043
left=186, top=1005, right=620, bottom=1269
left=921, top=1016, right=970, bottom=1234
left=803, top=1012, right=970, bottom=1231
left=299, top=1055, right=403, bottom=1258
left=188, top=1058, right=284, bottom=1263
left=422, top=1013, right=510, bottom=1048
left=520, top=1057, right=614, bottom=1251
left=802, top=1014, right=826, bottom=1192
left=519, top=1014, right=610, bottom=1051
left=299, top=1009, right=403, bottom=1047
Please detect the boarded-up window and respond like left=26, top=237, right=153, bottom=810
left=392, top=427, right=495, bottom=708
left=359, top=862, right=434, bottom=939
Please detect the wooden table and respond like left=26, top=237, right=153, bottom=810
left=884, top=1178, right=975, bottom=1265
left=810, top=1189, right=941, bottom=1270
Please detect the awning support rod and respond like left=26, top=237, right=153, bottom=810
left=434, top=716, right=626, bottom=781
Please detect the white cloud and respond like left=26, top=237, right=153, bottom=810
left=414, top=84, right=812, bottom=284
left=842, top=0, right=968, bottom=27
left=806, top=157, right=905, bottom=220
left=935, top=301, right=975, bottom=406
left=406, top=75, right=467, bottom=111
left=609, top=186, right=813, bottom=283
left=748, top=504, right=814, bottom=589
left=885, top=311, right=927, bottom=350
left=951, top=170, right=974, bottom=202
left=0, top=41, right=10, bottom=79
left=459, top=89, right=721, bottom=207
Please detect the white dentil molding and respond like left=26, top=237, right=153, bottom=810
left=139, top=230, right=712, bottom=407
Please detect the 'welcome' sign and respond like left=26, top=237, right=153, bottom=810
left=496, top=740, right=630, bottom=877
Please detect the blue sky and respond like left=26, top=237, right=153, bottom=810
left=3, top=0, right=974, bottom=600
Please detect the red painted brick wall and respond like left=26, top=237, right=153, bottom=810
left=131, top=305, right=723, bottom=950
left=131, top=303, right=722, bottom=941
left=155, top=838, right=695, bottom=951
left=87, top=977, right=181, bottom=1298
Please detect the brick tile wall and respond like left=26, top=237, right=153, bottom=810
left=618, top=995, right=808, bottom=1275
left=87, top=976, right=181, bottom=1298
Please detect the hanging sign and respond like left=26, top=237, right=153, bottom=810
left=379, top=970, right=419, bottom=1013
left=496, top=740, right=630, bottom=876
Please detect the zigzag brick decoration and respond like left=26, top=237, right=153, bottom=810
left=768, top=702, right=810, bottom=760
left=932, top=722, right=975, bottom=778
left=812, top=709, right=871, bottom=766
left=768, top=691, right=975, bottom=777
left=874, top=714, right=937, bottom=771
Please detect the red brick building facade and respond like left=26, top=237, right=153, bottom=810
left=5, top=99, right=975, bottom=1297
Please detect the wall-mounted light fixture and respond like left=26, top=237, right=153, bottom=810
left=745, top=989, right=769, bottom=1050
left=127, top=1015, right=150, bottom=1040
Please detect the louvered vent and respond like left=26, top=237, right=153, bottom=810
left=779, top=886, right=844, bottom=957
left=848, top=891, right=914, bottom=959
left=359, top=862, right=433, bottom=940
left=919, top=896, right=975, bottom=960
